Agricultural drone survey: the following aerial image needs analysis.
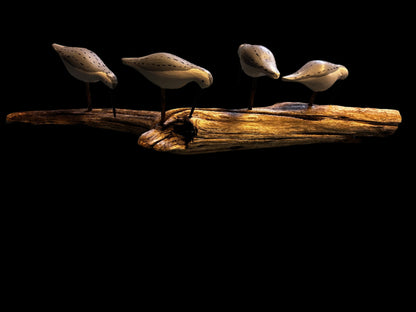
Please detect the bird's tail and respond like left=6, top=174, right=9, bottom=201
left=281, top=74, right=297, bottom=82
left=52, top=43, right=65, bottom=52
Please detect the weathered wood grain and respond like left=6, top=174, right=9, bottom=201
left=6, top=108, right=158, bottom=136
left=6, top=103, right=401, bottom=154
left=138, top=102, right=402, bottom=154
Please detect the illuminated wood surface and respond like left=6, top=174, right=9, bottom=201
left=6, top=102, right=401, bottom=154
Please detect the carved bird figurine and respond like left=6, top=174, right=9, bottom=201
left=52, top=43, right=118, bottom=117
left=122, top=52, right=213, bottom=125
left=282, top=60, right=348, bottom=106
left=238, top=43, right=280, bottom=110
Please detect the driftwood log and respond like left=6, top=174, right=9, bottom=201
left=6, top=102, right=401, bottom=154
left=5, top=108, right=158, bottom=136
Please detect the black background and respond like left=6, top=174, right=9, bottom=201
left=2, top=2, right=413, bottom=304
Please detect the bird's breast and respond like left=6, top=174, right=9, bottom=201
left=241, top=62, right=268, bottom=78
left=138, top=69, right=196, bottom=89
left=300, top=71, right=342, bottom=92
left=62, top=61, right=101, bottom=83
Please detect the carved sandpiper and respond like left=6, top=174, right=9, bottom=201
left=52, top=43, right=118, bottom=117
left=238, top=43, right=280, bottom=110
left=282, top=60, right=348, bottom=106
left=122, top=52, right=213, bottom=125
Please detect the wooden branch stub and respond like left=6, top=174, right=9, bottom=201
left=138, top=102, right=401, bottom=154
left=6, top=103, right=401, bottom=154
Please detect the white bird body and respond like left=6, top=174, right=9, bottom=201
left=52, top=43, right=118, bottom=89
left=238, top=44, right=280, bottom=79
left=282, top=60, right=348, bottom=92
left=122, top=53, right=213, bottom=89
left=136, top=67, right=207, bottom=89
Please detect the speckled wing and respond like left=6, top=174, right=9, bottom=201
left=124, top=53, right=197, bottom=72
left=239, top=49, right=258, bottom=68
left=285, top=61, right=340, bottom=80
left=240, top=47, right=274, bottom=69
left=53, top=44, right=112, bottom=74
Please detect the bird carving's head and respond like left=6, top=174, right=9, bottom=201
left=100, top=72, right=118, bottom=89
left=192, top=68, right=213, bottom=89
left=338, top=65, right=349, bottom=80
